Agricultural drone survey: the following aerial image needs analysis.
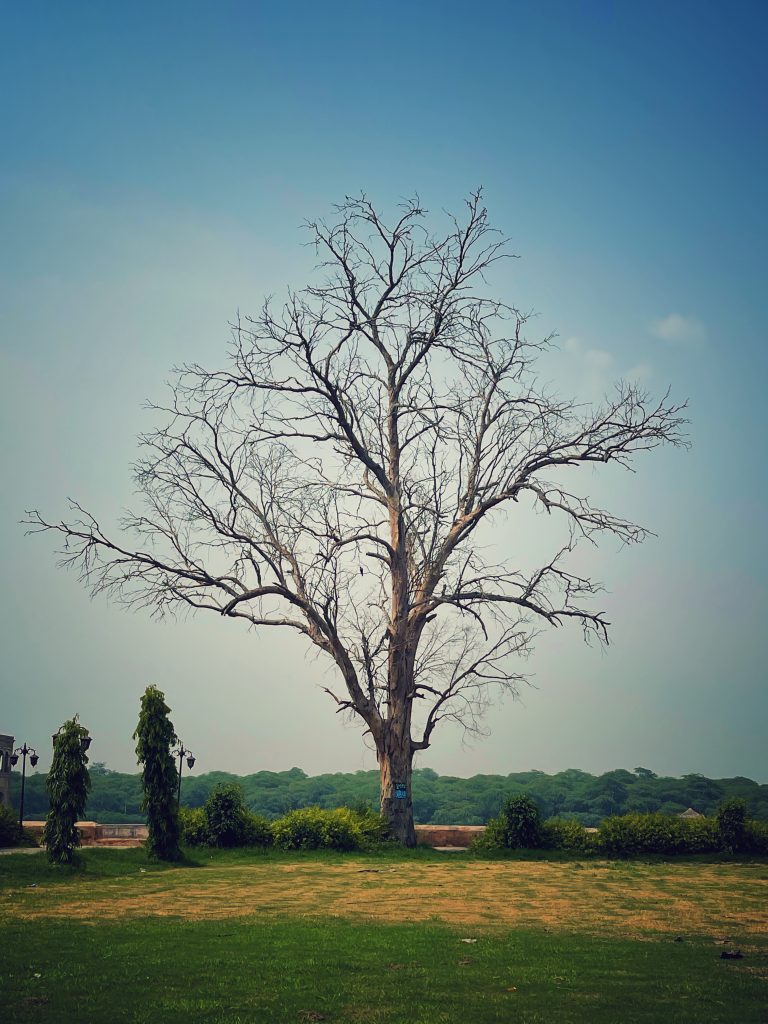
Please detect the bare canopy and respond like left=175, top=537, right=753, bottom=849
left=27, top=193, right=688, bottom=844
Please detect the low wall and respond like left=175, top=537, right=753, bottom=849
left=22, top=822, right=148, bottom=846
left=20, top=821, right=484, bottom=849
left=414, top=825, right=485, bottom=848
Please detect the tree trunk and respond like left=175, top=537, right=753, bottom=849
left=379, top=737, right=416, bottom=847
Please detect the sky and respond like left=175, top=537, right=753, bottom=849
left=1, top=1, right=766, bottom=783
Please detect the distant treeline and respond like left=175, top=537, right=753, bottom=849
left=10, top=764, right=768, bottom=826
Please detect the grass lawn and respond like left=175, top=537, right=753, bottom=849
left=1, top=848, right=766, bottom=1023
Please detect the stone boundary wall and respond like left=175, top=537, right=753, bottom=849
left=414, top=825, right=485, bottom=847
left=20, top=821, right=485, bottom=848
left=22, top=821, right=148, bottom=846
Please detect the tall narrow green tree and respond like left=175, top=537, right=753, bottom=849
left=134, top=685, right=181, bottom=860
left=44, top=716, right=91, bottom=864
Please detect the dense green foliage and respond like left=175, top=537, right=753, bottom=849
left=186, top=782, right=273, bottom=848
left=717, top=797, right=747, bottom=853
left=12, top=764, right=768, bottom=826
left=476, top=810, right=768, bottom=856
left=133, top=686, right=181, bottom=861
left=179, top=783, right=388, bottom=851
left=43, top=717, right=91, bottom=864
left=485, top=794, right=543, bottom=849
left=271, top=805, right=387, bottom=850
left=0, top=804, right=22, bottom=847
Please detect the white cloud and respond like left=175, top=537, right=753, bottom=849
left=583, top=347, right=615, bottom=371
left=626, top=362, right=654, bottom=383
left=650, top=313, right=706, bottom=343
left=563, top=336, right=653, bottom=394
left=564, top=336, right=614, bottom=368
left=561, top=336, right=617, bottom=397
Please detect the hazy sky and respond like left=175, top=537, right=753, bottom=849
left=2, top=1, right=766, bottom=783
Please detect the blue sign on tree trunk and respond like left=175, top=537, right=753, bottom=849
left=395, top=783, right=407, bottom=799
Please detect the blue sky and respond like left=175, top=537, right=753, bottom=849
left=1, top=1, right=766, bottom=781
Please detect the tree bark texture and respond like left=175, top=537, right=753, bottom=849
left=378, top=729, right=416, bottom=847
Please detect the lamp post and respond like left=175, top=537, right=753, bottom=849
left=9, top=743, right=39, bottom=829
left=52, top=728, right=91, bottom=753
left=172, top=743, right=196, bottom=808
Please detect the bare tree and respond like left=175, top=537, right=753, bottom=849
left=26, top=193, right=687, bottom=845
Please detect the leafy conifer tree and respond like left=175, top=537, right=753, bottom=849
left=134, top=685, right=181, bottom=860
left=44, top=716, right=91, bottom=864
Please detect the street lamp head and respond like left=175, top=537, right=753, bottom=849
left=9, top=753, right=18, bottom=766
left=29, top=753, right=39, bottom=768
left=186, top=755, right=196, bottom=769
left=81, top=736, right=92, bottom=752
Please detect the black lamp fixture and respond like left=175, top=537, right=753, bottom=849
left=10, top=743, right=39, bottom=829
left=52, top=727, right=92, bottom=752
left=172, top=742, right=197, bottom=808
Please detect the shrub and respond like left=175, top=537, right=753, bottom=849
left=344, top=805, right=389, bottom=845
left=597, top=813, right=726, bottom=856
left=272, top=807, right=328, bottom=849
left=0, top=804, right=22, bottom=847
left=500, top=794, right=543, bottom=848
left=472, top=795, right=543, bottom=851
left=271, top=806, right=380, bottom=851
left=470, top=816, right=507, bottom=851
left=240, top=810, right=273, bottom=848
left=318, top=807, right=360, bottom=851
left=598, top=813, right=686, bottom=856
left=542, top=817, right=596, bottom=853
left=744, top=818, right=768, bottom=855
left=204, top=783, right=271, bottom=848
left=179, top=806, right=209, bottom=846
left=717, top=798, right=747, bottom=854
left=179, top=796, right=272, bottom=848
left=680, top=816, right=719, bottom=853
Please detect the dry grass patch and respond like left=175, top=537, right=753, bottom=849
left=4, top=858, right=767, bottom=940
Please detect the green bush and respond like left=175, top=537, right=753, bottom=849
left=345, top=805, right=389, bottom=845
left=204, top=783, right=248, bottom=847
left=744, top=818, right=768, bottom=854
left=179, top=798, right=272, bottom=848
left=472, top=795, right=543, bottom=851
left=181, top=794, right=383, bottom=851
left=470, top=816, right=507, bottom=851
left=542, top=817, right=596, bottom=853
left=0, top=804, right=22, bottom=847
left=596, top=813, right=725, bottom=856
left=204, top=783, right=271, bottom=848
left=240, top=810, right=273, bottom=848
left=717, top=798, right=747, bottom=854
left=179, top=806, right=210, bottom=847
left=271, top=806, right=382, bottom=851
left=598, top=813, right=685, bottom=855
left=476, top=809, right=767, bottom=858
left=680, top=816, right=719, bottom=853
left=501, top=794, right=543, bottom=848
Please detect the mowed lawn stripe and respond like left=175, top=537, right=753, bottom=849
left=2, top=853, right=766, bottom=939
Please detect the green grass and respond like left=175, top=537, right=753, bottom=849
left=1, top=848, right=766, bottom=1023
left=3, top=916, right=766, bottom=1023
